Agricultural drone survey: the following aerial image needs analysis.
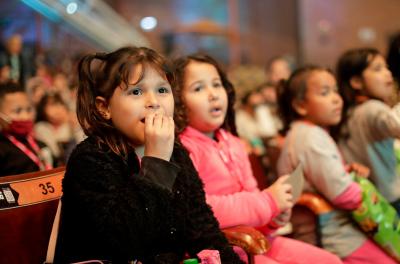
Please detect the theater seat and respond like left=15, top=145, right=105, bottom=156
left=223, top=225, right=270, bottom=264
left=0, top=167, right=268, bottom=264
left=290, top=193, right=334, bottom=246
left=0, top=167, right=65, bottom=264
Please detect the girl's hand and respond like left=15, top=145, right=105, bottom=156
left=144, top=113, right=175, bottom=161
left=264, top=175, right=293, bottom=211
left=270, top=209, right=292, bottom=227
left=348, top=162, right=370, bottom=178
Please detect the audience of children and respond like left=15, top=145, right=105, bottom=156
left=54, top=47, right=243, bottom=263
left=174, top=53, right=343, bottom=264
left=276, top=65, right=396, bottom=263
left=0, top=80, right=52, bottom=176
left=0, top=30, right=399, bottom=263
left=335, top=48, right=400, bottom=214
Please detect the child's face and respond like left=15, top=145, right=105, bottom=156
left=53, top=74, right=68, bottom=91
left=361, top=55, right=394, bottom=101
left=247, top=92, right=264, bottom=108
left=269, top=59, right=291, bottom=85
left=296, top=70, right=343, bottom=127
left=261, top=85, right=277, bottom=104
left=0, top=92, right=35, bottom=123
left=182, top=61, right=228, bottom=134
left=102, top=64, right=174, bottom=146
left=45, top=102, right=69, bottom=126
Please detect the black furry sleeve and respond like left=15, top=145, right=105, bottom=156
left=61, top=143, right=179, bottom=261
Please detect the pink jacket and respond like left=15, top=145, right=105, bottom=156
left=180, top=127, right=280, bottom=229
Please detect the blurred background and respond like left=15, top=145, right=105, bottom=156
left=1, top=0, right=400, bottom=93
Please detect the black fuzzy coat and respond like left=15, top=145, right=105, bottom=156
left=54, top=137, right=243, bottom=264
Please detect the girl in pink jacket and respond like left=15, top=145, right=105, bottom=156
left=173, top=53, right=342, bottom=264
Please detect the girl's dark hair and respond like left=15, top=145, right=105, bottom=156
left=240, top=89, right=256, bottom=106
left=336, top=48, right=380, bottom=112
left=36, top=92, right=67, bottom=122
left=77, top=46, right=174, bottom=157
left=0, top=80, right=24, bottom=105
left=173, top=53, right=237, bottom=135
left=333, top=48, right=380, bottom=139
left=387, top=32, right=400, bottom=83
left=277, top=65, right=329, bottom=135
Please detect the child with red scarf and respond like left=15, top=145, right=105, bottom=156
left=0, top=81, right=52, bottom=176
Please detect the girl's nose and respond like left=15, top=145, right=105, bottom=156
left=20, top=109, right=33, bottom=121
left=332, top=93, right=342, bottom=104
left=19, top=112, right=32, bottom=120
left=208, top=87, right=218, bottom=101
left=385, top=67, right=394, bottom=79
left=145, top=92, right=160, bottom=110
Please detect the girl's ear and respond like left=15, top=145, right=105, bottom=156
left=95, top=96, right=111, bottom=120
left=350, top=76, right=363, bottom=90
left=292, top=99, right=307, bottom=116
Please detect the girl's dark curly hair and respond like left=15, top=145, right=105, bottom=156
left=172, top=53, right=237, bottom=135
left=77, top=46, right=174, bottom=157
left=333, top=48, right=380, bottom=140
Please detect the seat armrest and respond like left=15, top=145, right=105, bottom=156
left=222, top=225, right=270, bottom=255
left=297, top=193, right=333, bottom=215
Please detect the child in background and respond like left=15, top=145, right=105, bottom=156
left=34, top=93, right=82, bottom=165
left=26, top=76, right=48, bottom=106
left=335, top=48, right=400, bottom=214
left=258, top=81, right=283, bottom=133
left=236, top=89, right=276, bottom=155
left=55, top=47, right=243, bottom=263
left=265, top=56, right=293, bottom=86
left=0, top=81, right=52, bottom=176
left=277, top=66, right=396, bottom=263
left=174, top=54, right=342, bottom=264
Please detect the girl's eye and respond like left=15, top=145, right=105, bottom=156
left=371, top=62, right=386, bottom=71
left=158, top=87, right=170, bottom=94
left=320, top=88, right=329, bottom=96
left=213, top=82, right=223, bottom=88
left=129, top=88, right=142, bottom=95
left=14, top=108, right=22, bottom=114
left=372, top=65, right=382, bottom=71
left=193, top=85, right=203, bottom=92
left=333, top=86, right=339, bottom=93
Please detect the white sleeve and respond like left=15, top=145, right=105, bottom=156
left=235, top=110, right=258, bottom=141
left=255, top=105, right=278, bottom=137
left=34, top=122, right=60, bottom=157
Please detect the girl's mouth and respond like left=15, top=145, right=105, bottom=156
left=210, top=107, right=223, bottom=116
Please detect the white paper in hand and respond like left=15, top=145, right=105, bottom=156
left=285, top=163, right=304, bottom=203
